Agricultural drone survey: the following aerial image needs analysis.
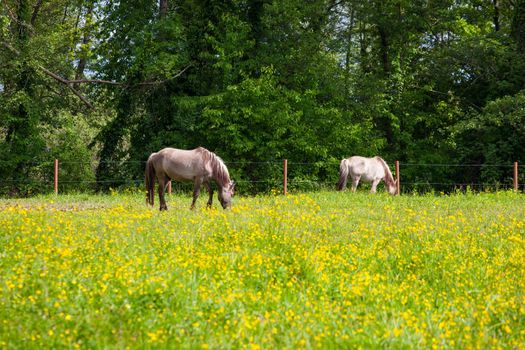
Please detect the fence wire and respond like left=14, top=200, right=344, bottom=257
left=0, top=160, right=523, bottom=195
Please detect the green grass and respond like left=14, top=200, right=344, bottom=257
left=1, top=191, right=524, bottom=349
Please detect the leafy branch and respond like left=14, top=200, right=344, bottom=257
left=39, top=64, right=192, bottom=109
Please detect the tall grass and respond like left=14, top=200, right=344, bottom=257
left=1, top=191, right=524, bottom=349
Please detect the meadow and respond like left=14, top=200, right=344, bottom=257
left=0, top=190, right=524, bottom=349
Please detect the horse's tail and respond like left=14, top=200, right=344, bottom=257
left=145, top=155, right=155, bottom=206
left=337, top=159, right=349, bottom=191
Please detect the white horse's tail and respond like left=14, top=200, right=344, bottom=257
left=337, top=159, right=349, bottom=191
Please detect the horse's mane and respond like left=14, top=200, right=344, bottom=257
left=375, top=157, right=395, bottom=187
left=197, top=147, right=231, bottom=186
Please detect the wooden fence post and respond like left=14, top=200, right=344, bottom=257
left=54, top=159, right=58, bottom=195
left=514, top=161, right=518, bottom=192
left=283, top=159, right=288, bottom=195
left=395, top=160, right=400, bottom=195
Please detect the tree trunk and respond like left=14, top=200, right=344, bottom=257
left=377, top=25, right=390, bottom=74
left=344, top=9, right=355, bottom=98
left=74, top=1, right=95, bottom=89
left=359, top=21, right=370, bottom=73
left=511, top=0, right=525, bottom=52
left=159, top=0, right=168, bottom=18
left=493, top=0, right=500, bottom=32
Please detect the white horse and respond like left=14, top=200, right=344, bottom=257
left=337, top=156, right=397, bottom=194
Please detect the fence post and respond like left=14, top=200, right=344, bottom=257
left=54, top=159, right=58, bottom=195
left=283, top=159, right=288, bottom=195
left=395, top=160, right=400, bottom=195
left=514, top=161, right=518, bottom=192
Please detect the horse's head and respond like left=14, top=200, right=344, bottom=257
left=218, top=180, right=235, bottom=209
left=387, top=180, right=398, bottom=195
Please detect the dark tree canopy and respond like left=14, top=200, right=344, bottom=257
left=1, top=0, right=524, bottom=194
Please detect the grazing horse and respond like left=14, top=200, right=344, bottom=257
left=337, top=156, right=397, bottom=195
left=145, top=147, right=235, bottom=210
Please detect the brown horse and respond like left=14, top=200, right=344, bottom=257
left=337, top=156, right=397, bottom=194
left=145, top=147, right=235, bottom=210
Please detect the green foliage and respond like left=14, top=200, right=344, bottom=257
left=454, top=90, right=525, bottom=186
left=0, top=0, right=107, bottom=195
left=196, top=68, right=378, bottom=192
left=43, top=112, right=97, bottom=193
left=2, top=0, right=525, bottom=195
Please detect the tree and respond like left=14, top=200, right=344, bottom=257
left=2, top=0, right=525, bottom=195
left=511, top=0, right=525, bottom=51
left=454, top=90, right=525, bottom=187
left=1, top=0, right=43, bottom=189
left=0, top=0, right=102, bottom=194
left=92, top=0, right=190, bottom=187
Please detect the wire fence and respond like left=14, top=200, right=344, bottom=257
left=0, top=159, right=523, bottom=196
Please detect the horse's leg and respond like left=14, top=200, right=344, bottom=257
left=158, top=175, right=169, bottom=211
left=204, top=181, right=214, bottom=208
left=351, top=176, right=360, bottom=192
left=191, top=178, right=203, bottom=210
left=371, top=179, right=380, bottom=193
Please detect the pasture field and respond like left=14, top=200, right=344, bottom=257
left=1, top=191, right=524, bottom=349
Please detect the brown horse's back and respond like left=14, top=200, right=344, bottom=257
left=156, top=148, right=209, bottom=181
